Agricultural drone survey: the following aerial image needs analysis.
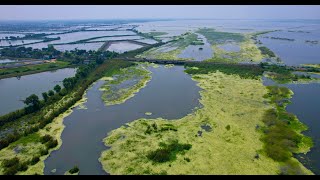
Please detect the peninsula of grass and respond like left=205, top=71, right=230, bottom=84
left=0, top=60, right=73, bottom=79
left=99, top=64, right=151, bottom=106
left=100, top=66, right=312, bottom=175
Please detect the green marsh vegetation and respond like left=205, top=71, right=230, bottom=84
left=261, top=86, right=313, bottom=174
left=99, top=63, right=151, bottom=106
left=196, top=28, right=264, bottom=63
left=261, top=63, right=319, bottom=84
left=100, top=65, right=312, bottom=174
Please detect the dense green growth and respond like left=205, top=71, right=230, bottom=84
left=262, top=86, right=313, bottom=174
left=258, top=46, right=276, bottom=57
left=196, top=28, right=245, bottom=45
left=147, top=140, right=192, bottom=163
left=185, top=62, right=264, bottom=79
left=261, top=63, right=314, bottom=83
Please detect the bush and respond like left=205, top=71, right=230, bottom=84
left=147, top=140, right=192, bottom=163
left=40, top=135, right=53, bottom=144
left=2, top=157, right=20, bottom=168
left=30, top=156, right=40, bottom=165
left=69, top=166, right=79, bottom=174
left=17, top=162, right=28, bottom=172
left=225, top=125, right=231, bottom=131
left=46, top=139, right=58, bottom=149
left=39, top=148, right=49, bottom=156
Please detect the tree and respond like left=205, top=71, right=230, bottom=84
left=48, top=90, right=54, bottom=97
left=53, top=85, right=61, bottom=93
left=24, top=94, right=40, bottom=110
left=42, top=92, right=48, bottom=102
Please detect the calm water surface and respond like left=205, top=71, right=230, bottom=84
left=0, top=68, right=76, bottom=115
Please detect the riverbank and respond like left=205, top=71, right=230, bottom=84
left=99, top=70, right=312, bottom=174
left=0, top=61, right=74, bottom=80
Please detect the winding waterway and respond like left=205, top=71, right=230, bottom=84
left=44, top=65, right=201, bottom=175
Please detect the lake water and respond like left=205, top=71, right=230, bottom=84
left=263, top=77, right=320, bottom=175
left=0, top=59, right=18, bottom=64
left=258, top=30, right=320, bottom=66
left=106, top=42, right=143, bottom=53
left=177, top=33, right=213, bottom=61
left=53, top=42, right=105, bottom=52
left=0, top=39, right=43, bottom=47
left=88, top=35, right=142, bottom=42
left=46, top=31, right=136, bottom=44
left=0, top=68, right=76, bottom=115
left=44, top=65, right=201, bottom=175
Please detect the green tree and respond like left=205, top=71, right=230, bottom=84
left=53, top=85, right=61, bottom=93
left=24, top=94, right=40, bottom=111
left=48, top=90, right=54, bottom=97
left=42, top=92, right=48, bottom=102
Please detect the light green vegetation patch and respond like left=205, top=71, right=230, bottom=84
left=207, top=35, right=264, bottom=63
left=100, top=71, right=310, bottom=175
left=164, top=64, right=174, bottom=68
left=136, top=33, right=198, bottom=60
left=0, top=86, right=89, bottom=175
left=145, top=112, right=152, bottom=116
left=99, top=64, right=152, bottom=106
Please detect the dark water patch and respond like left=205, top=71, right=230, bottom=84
left=44, top=65, right=201, bottom=175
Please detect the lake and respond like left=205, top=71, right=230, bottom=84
left=0, top=68, right=76, bottom=115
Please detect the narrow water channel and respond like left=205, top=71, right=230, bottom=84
left=44, top=65, right=201, bottom=175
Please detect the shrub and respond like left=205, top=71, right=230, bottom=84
left=46, top=139, right=58, bottom=149
left=40, top=135, right=53, bottom=144
left=30, top=156, right=40, bottom=165
left=2, top=157, right=20, bottom=168
left=39, top=148, right=49, bottom=156
left=69, top=166, right=79, bottom=174
left=147, top=140, right=192, bottom=163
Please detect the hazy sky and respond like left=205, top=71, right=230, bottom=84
left=0, top=5, right=319, bottom=20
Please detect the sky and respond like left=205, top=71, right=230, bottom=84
left=0, top=5, right=320, bottom=20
